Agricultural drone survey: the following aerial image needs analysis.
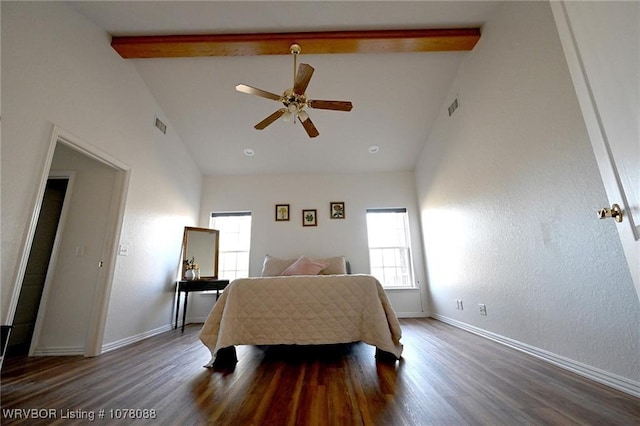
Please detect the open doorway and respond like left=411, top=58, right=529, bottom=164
left=5, top=126, right=130, bottom=358
left=7, top=178, right=70, bottom=356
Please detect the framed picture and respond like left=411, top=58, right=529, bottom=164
left=275, top=204, right=290, bottom=221
left=330, top=202, right=345, bottom=219
left=302, top=209, right=317, bottom=226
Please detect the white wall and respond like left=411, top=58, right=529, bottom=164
left=1, top=3, right=202, bottom=349
left=415, top=0, right=639, bottom=388
left=189, top=172, right=429, bottom=320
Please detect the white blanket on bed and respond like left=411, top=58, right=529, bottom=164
left=199, top=274, right=403, bottom=364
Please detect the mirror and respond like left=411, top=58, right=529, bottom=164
left=181, top=226, right=220, bottom=280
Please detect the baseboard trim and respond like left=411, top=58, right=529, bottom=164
left=431, top=314, right=640, bottom=398
left=101, top=324, right=173, bottom=354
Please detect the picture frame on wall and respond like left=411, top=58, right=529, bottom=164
left=302, top=209, right=317, bottom=226
left=275, top=204, right=290, bottom=221
left=330, top=202, right=345, bottom=219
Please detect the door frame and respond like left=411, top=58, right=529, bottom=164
left=6, top=125, right=130, bottom=356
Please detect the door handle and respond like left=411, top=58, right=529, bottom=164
left=597, top=203, right=623, bottom=223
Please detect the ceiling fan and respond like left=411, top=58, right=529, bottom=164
left=235, top=44, right=353, bottom=138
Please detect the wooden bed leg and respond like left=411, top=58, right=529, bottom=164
left=212, top=346, right=238, bottom=367
left=375, top=348, right=398, bottom=363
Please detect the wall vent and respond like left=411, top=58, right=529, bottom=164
left=154, top=117, right=167, bottom=134
left=448, top=98, right=459, bottom=117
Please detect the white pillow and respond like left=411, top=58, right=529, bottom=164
left=260, top=254, right=348, bottom=276
left=261, top=255, right=297, bottom=276
left=317, top=256, right=347, bottom=275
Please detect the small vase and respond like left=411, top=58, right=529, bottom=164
left=185, top=269, right=196, bottom=281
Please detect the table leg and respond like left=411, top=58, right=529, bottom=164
left=174, top=291, right=181, bottom=329
left=181, top=291, right=188, bottom=333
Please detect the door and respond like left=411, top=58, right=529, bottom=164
left=551, top=1, right=640, bottom=299
left=7, top=178, right=69, bottom=355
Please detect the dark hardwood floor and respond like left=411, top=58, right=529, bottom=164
left=1, top=318, right=638, bottom=425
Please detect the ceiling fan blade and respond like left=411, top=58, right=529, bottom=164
left=308, top=100, right=353, bottom=111
left=298, top=111, right=319, bottom=138
left=254, top=108, right=286, bottom=130
left=236, top=84, right=281, bottom=101
left=293, top=64, right=314, bottom=95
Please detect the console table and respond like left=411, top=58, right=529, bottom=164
left=175, top=279, right=229, bottom=333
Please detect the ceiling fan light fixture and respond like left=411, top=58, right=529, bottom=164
left=282, top=110, right=294, bottom=123
left=235, top=42, right=352, bottom=138
left=283, top=103, right=301, bottom=123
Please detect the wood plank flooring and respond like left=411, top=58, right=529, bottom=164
left=1, top=318, right=638, bottom=425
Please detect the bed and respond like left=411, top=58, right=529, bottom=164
left=199, top=255, right=403, bottom=366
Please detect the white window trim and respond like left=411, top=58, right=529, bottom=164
left=366, top=208, right=417, bottom=289
left=210, top=211, right=252, bottom=281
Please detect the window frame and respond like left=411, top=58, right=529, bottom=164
left=210, top=211, right=252, bottom=281
left=366, top=208, right=416, bottom=289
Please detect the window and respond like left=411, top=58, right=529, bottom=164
left=366, top=208, right=415, bottom=288
left=210, top=212, right=252, bottom=280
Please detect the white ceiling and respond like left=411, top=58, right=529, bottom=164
left=69, top=1, right=503, bottom=176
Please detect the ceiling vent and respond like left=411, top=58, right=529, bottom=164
left=448, top=98, right=459, bottom=117
left=154, top=117, right=167, bottom=134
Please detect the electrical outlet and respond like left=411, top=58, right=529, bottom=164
left=479, top=304, right=487, bottom=316
left=455, top=300, right=464, bottom=310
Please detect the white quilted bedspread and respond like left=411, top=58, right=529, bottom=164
left=199, top=274, right=403, bottom=364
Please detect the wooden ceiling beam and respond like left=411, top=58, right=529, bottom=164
left=111, top=28, right=481, bottom=58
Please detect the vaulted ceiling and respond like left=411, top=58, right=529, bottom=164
left=69, top=1, right=503, bottom=176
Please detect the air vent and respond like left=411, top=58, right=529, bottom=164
left=448, top=98, right=459, bottom=117
left=154, top=117, right=167, bottom=134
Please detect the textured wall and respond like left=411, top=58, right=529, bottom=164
left=415, top=1, right=639, bottom=381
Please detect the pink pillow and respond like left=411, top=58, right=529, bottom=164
left=281, top=256, right=329, bottom=276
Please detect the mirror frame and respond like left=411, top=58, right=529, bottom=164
left=181, top=226, right=220, bottom=280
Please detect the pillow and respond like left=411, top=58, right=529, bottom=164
left=261, top=255, right=297, bottom=277
left=281, top=256, right=329, bottom=276
left=318, top=256, right=347, bottom=275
